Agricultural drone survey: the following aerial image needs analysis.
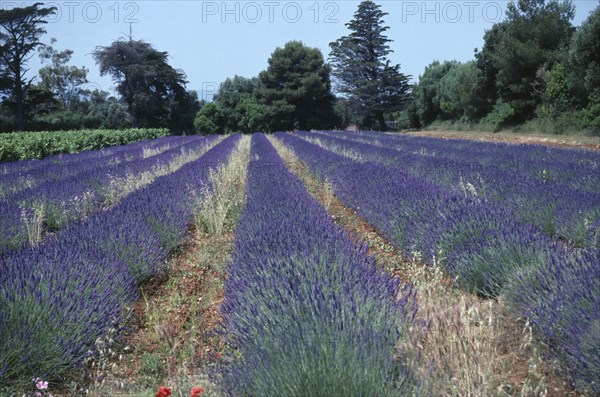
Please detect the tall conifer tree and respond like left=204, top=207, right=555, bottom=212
left=329, top=0, right=410, bottom=130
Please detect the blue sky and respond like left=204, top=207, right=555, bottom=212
left=2, top=0, right=598, bottom=100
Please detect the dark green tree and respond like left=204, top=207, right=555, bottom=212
left=438, top=61, right=486, bottom=121
left=167, top=89, right=201, bottom=134
left=482, top=0, right=575, bottom=123
left=38, top=38, right=89, bottom=110
left=258, top=41, right=337, bottom=132
left=214, top=75, right=267, bottom=133
left=0, top=3, right=56, bottom=130
left=194, top=102, right=225, bottom=134
left=93, top=39, right=189, bottom=129
left=568, top=4, right=600, bottom=107
left=413, top=60, right=457, bottom=126
left=474, top=22, right=508, bottom=116
left=83, top=90, right=132, bottom=129
left=329, top=0, right=410, bottom=130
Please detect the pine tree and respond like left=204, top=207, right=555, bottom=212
left=329, top=0, right=410, bottom=130
left=258, top=41, right=337, bottom=131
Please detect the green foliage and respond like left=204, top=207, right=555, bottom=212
left=409, top=0, right=591, bottom=134
left=194, top=42, right=339, bottom=134
left=542, top=62, right=572, bottom=116
left=0, top=128, right=169, bottom=162
left=0, top=3, right=57, bottom=130
left=438, top=61, right=486, bottom=121
left=236, top=95, right=268, bottom=133
left=394, top=92, right=420, bottom=129
left=528, top=104, right=600, bottom=135
left=214, top=76, right=268, bottom=133
left=485, top=0, right=575, bottom=123
left=568, top=4, right=600, bottom=107
left=481, top=100, right=515, bottom=131
left=37, top=38, right=89, bottom=110
left=138, top=353, right=165, bottom=385
left=329, top=0, right=410, bottom=130
left=82, top=90, right=133, bottom=130
left=413, top=60, right=458, bottom=126
left=93, top=39, right=191, bottom=130
left=474, top=23, right=507, bottom=116
left=194, top=103, right=224, bottom=135
left=258, top=41, right=337, bottom=131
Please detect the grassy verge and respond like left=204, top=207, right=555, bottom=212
left=269, top=135, right=582, bottom=397
left=48, top=136, right=251, bottom=397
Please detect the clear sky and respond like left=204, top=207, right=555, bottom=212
left=2, top=0, right=598, bottom=101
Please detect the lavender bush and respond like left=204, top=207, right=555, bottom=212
left=0, top=135, right=240, bottom=388
left=505, top=249, right=600, bottom=395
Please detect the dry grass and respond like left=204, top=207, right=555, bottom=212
left=405, top=263, right=553, bottom=397
left=298, top=134, right=366, bottom=162
left=20, top=203, right=45, bottom=246
left=407, top=129, right=600, bottom=150
left=142, top=143, right=173, bottom=159
left=103, top=138, right=224, bottom=207
left=270, top=135, right=577, bottom=397
left=194, top=136, right=251, bottom=235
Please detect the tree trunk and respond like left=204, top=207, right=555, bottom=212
left=15, top=69, right=24, bottom=131
left=377, top=111, right=387, bottom=131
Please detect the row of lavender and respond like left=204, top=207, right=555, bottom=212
left=326, top=130, right=599, bottom=193
left=0, top=135, right=240, bottom=388
left=276, top=133, right=599, bottom=393
left=0, top=135, right=216, bottom=256
left=300, top=131, right=600, bottom=248
left=0, top=136, right=184, bottom=199
left=220, top=134, right=416, bottom=396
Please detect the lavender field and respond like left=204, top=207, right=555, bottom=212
left=0, top=131, right=598, bottom=395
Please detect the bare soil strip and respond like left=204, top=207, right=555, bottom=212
left=405, top=129, right=599, bottom=151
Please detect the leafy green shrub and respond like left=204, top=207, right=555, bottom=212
left=0, top=128, right=169, bottom=162
left=480, top=101, right=515, bottom=132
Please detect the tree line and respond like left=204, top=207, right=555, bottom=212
left=0, top=1, right=409, bottom=133
left=197, top=0, right=410, bottom=133
left=403, top=0, right=600, bottom=135
left=1, top=1, right=598, bottom=134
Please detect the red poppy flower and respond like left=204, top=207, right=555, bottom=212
left=156, top=386, right=171, bottom=397
left=190, top=386, right=204, bottom=397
